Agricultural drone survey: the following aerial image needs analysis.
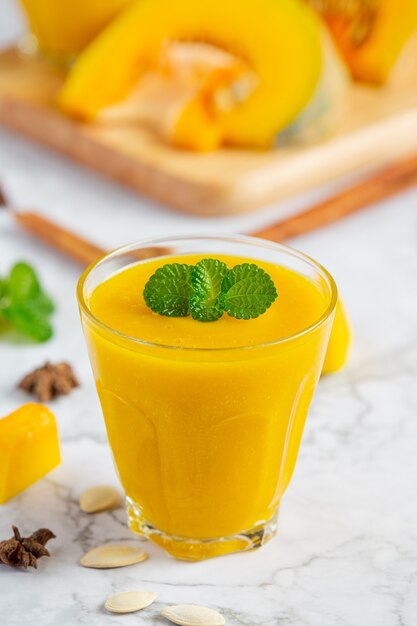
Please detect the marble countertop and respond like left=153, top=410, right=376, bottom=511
left=1, top=3, right=417, bottom=624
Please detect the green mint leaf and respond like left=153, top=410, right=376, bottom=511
left=221, top=263, right=278, bottom=319
left=9, top=261, right=42, bottom=301
left=143, top=263, right=193, bottom=317
left=33, top=291, right=55, bottom=315
left=143, top=258, right=278, bottom=322
left=0, top=278, right=8, bottom=299
left=0, top=279, right=9, bottom=317
left=0, top=262, right=55, bottom=341
left=190, top=292, right=223, bottom=322
left=5, top=300, right=53, bottom=342
left=191, top=259, right=227, bottom=302
left=9, top=262, right=55, bottom=313
left=190, top=258, right=227, bottom=322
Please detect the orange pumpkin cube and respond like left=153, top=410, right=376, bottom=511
left=0, top=403, right=60, bottom=504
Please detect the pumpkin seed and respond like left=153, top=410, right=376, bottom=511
left=79, top=485, right=121, bottom=513
left=80, top=544, right=148, bottom=569
left=105, top=590, right=157, bottom=613
left=161, top=604, right=225, bottom=625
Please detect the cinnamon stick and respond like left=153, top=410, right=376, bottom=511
left=14, top=211, right=170, bottom=265
left=14, top=211, right=106, bottom=266
left=7, top=151, right=417, bottom=264
left=255, top=153, right=417, bottom=241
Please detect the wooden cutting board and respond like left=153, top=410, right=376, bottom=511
left=1, top=39, right=417, bottom=216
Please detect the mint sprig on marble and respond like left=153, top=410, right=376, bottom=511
left=0, top=262, right=55, bottom=342
left=143, top=258, right=278, bottom=322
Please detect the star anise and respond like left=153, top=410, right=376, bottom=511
left=18, top=361, right=79, bottom=402
left=0, top=525, right=56, bottom=569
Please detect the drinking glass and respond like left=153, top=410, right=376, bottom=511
left=77, top=235, right=337, bottom=560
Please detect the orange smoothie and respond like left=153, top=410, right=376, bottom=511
left=78, top=242, right=336, bottom=560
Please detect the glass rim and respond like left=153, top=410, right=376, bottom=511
left=77, top=234, right=338, bottom=352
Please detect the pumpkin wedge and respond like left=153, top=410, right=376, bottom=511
left=322, top=299, right=351, bottom=374
left=59, top=0, right=323, bottom=149
left=98, top=41, right=259, bottom=150
left=309, top=0, right=417, bottom=84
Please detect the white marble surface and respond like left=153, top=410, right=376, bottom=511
left=1, top=3, right=417, bottom=624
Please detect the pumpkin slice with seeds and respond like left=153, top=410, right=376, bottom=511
left=59, top=0, right=323, bottom=150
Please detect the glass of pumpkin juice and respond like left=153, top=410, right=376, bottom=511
left=77, top=235, right=337, bottom=560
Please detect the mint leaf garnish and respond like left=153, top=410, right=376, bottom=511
left=190, top=292, right=224, bottom=322
left=190, top=258, right=227, bottom=322
left=0, top=261, right=55, bottom=342
left=0, top=278, right=9, bottom=318
left=191, top=258, right=227, bottom=300
left=143, top=258, right=278, bottom=322
left=9, top=262, right=55, bottom=315
left=221, top=263, right=278, bottom=319
left=5, top=300, right=53, bottom=342
left=34, top=292, right=55, bottom=315
left=143, top=263, right=193, bottom=317
left=9, top=262, right=42, bottom=301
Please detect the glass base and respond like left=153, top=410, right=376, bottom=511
left=126, top=497, right=279, bottom=560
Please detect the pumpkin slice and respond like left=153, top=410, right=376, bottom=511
left=59, top=0, right=323, bottom=149
left=322, top=299, right=351, bottom=374
left=309, top=0, right=417, bottom=84
left=99, top=41, right=257, bottom=150
left=279, top=28, right=349, bottom=145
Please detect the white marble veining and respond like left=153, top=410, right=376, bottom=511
left=1, top=3, right=417, bottom=624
